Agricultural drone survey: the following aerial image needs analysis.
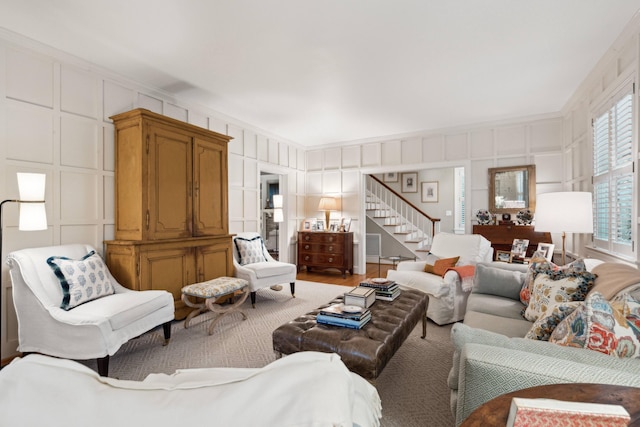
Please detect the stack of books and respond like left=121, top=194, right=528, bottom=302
left=360, top=278, right=401, bottom=301
left=316, top=303, right=371, bottom=329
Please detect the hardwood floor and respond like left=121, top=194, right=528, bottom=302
left=295, top=263, right=394, bottom=287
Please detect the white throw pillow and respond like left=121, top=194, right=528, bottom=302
left=234, top=236, right=267, bottom=265
left=47, top=251, right=115, bottom=310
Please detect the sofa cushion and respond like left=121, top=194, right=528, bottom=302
left=472, top=263, right=525, bottom=300
left=525, top=301, right=580, bottom=341
left=429, top=232, right=492, bottom=265
left=241, top=261, right=296, bottom=279
left=463, top=310, right=533, bottom=338
left=234, top=236, right=267, bottom=265
left=466, top=293, right=526, bottom=321
left=550, top=292, right=640, bottom=357
left=47, top=251, right=115, bottom=310
left=523, top=272, right=594, bottom=322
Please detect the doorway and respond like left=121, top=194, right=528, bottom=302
left=260, top=172, right=281, bottom=259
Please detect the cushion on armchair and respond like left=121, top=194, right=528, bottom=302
left=47, top=251, right=115, bottom=310
left=234, top=235, right=268, bottom=265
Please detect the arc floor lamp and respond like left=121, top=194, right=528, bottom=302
left=0, top=172, right=47, bottom=367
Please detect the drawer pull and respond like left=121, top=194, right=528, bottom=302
left=304, top=245, right=310, bottom=250
left=304, top=255, right=310, bottom=261
left=328, top=257, right=333, bottom=263
left=305, top=235, right=310, bottom=241
left=328, top=246, right=333, bottom=251
left=328, top=237, right=334, bottom=242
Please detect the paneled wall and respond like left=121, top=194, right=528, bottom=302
left=562, top=18, right=640, bottom=264
left=306, top=116, right=565, bottom=272
left=0, top=31, right=305, bottom=360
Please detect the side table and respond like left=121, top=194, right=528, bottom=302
left=378, top=255, right=416, bottom=277
left=460, top=383, right=640, bottom=426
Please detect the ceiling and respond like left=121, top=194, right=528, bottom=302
left=2, top=1, right=640, bottom=146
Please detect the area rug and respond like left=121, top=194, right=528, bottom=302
left=104, top=280, right=456, bottom=427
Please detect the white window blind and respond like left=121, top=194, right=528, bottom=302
left=454, top=167, right=465, bottom=232
left=592, top=85, right=635, bottom=257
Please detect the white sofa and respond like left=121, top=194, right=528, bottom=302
left=386, top=232, right=493, bottom=325
left=0, top=352, right=382, bottom=427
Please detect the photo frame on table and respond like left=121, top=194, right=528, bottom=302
left=302, top=218, right=316, bottom=231
left=421, top=181, right=438, bottom=203
left=401, top=172, right=418, bottom=193
left=329, top=220, right=340, bottom=232
left=341, top=217, right=352, bottom=232
left=511, top=239, right=530, bottom=258
left=315, top=219, right=325, bottom=231
left=496, top=250, right=513, bottom=263
left=536, top=242, right=555, bottom=262
left=383, top=172, right=399, bottom=183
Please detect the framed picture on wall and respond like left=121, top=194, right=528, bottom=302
left=421, top=181, right=438, bottom=203
left=383, top=172, right=399, bottom=183
left=401, top=172, right=418, bottom=193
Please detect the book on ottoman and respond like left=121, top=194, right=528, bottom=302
left=506, top=398, right=630, bottom=427
left=344, top=286, right=376, bottom=308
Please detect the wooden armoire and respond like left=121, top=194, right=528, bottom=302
left=105, top=108, right=233, bottom=319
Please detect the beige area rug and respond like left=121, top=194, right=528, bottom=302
left=102, top=280, right=456, bottom=427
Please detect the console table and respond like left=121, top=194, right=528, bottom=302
left=297, top=231, right=353, bottom=278
left=472, top=225, right=551, bottom=259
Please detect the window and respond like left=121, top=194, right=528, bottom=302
left=454, top=167, right=465, bottom=232
left=592, top=83, right=635, bottom=257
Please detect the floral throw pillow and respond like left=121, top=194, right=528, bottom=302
left=520, top=258, right=595, bottom=309
left=525, top=301, right=581, bottom=341
left=549, top=291, right=640, bottom=358
left=47, top=251, right=115, bottom=310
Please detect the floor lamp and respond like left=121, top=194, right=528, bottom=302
left=534, top=191, right=593, bottom=265
left=1, top=172, right=47, bottom=367
left=272, top=194, right=283, bottom=256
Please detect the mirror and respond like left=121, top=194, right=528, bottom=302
left=488, top=165, right=536, bottom=214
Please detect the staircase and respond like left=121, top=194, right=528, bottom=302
left=366, top=175, right=440, bottom=260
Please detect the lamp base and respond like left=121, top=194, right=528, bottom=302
left=325, top=211, right=331, bottom=231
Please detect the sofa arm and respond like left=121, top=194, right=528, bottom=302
left=455, top=343, right=640, bottom=425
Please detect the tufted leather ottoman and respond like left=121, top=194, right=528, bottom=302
left=272, top=288, right=429, bottom=380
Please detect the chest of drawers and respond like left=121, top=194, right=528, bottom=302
left=297, top=231, right=354, bottom=278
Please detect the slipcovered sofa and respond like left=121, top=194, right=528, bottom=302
left=386, top=232, right=493, bottom=325
left=0, top=352, right=382, bottom=427
left=449, top=260, right=640, bottom=426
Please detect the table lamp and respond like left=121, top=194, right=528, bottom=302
left=318, top=197, right=337, bottom=231
left=1, top=172, right=47, bottom=366
left=534, top=191, right=593, bottom=265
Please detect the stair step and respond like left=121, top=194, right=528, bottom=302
left=394, top=232, right=410, bottom=235
left=416, top=248, right=430, bottom=252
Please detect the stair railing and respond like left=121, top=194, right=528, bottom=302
left=366, top=175, right=441, bottom=242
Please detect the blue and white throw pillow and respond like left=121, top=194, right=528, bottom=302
left=234, top=236, right=267, bottom=265
left=47, top=251, right=115, bottom=310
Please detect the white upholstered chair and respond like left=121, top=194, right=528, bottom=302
left=7, top=244, right=174, bottom=376
left=232, top=232, right=296, bottom=307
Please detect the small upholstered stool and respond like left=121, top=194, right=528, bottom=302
left=181, top=277, right=249, bottom=335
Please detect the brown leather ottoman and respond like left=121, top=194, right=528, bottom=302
left=272, top=288, right=429, bottom=380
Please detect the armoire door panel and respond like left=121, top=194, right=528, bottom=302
left=196, top=242, right=233, bottom=283
left=193, top=137, right=228, bottom=236
left=147, top=124, right=193, bottom=240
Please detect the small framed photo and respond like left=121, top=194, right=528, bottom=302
left=536, top=243, right=555, bottom=262
left=401, top=172, right=418, bottom=193
left=341, top=217, right=352, bottom=232
left=315, top=219, right=325, bottom=231
left=302, top=218, right=316, bottom=231
left=496, top=250, right=513, bottom=263
left=383, top=172, right=399, bottom=183
left=421, top=181, right=438, bottom=203
left=511, top=239, right=530, bottom=258
left=329, top=220, right=340, bottom=232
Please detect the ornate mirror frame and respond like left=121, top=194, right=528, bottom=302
left=488, top=165, right=536, bottom=214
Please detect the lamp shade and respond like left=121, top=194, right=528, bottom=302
left=16, top=172, right=47, bottom=231
left=273, top=208, right=284, bottom=223
left=534, top=192, right=593, bottom=234
left=318, top=197, right=337, bottom=211
left=272, top=194, right=283, bottom=209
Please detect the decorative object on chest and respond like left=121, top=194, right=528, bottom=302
left=473, top=225, right=551, bottom=259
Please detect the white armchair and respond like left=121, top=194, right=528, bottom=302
left=386, top=232, right=492, bottom=325
left=7, top=244, right=174, bottom=376
left=232, top=232, right=296, bottom=307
